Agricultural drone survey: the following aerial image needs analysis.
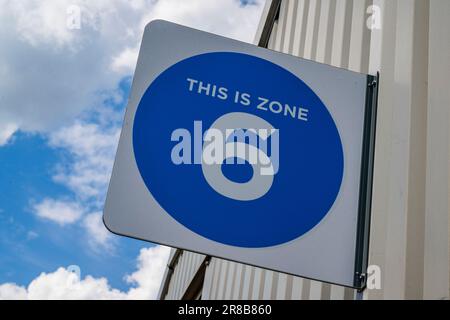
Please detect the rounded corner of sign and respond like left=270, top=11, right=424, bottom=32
left=102, top=211, right=119, bottom=236
left=144, top=19, right=170, bottom=32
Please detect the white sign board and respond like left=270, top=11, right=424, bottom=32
left=104, top=20, right=377, bottom=289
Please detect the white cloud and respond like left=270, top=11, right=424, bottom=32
left=83, top=212, right=114, bottom=253
left=141, top=0, right=264, bottom=41
left=111, top=0, right=266, bottom=73
left=0, top=283, right=27, bottom=300
left=111, top=46, right=140, bottom=74
left=0, top=0, right=265, bottom=139
left=10, top=1, right=78, bottom=48
left=30, top=120, right=119, bottom=250
left=49, top=121, right=120, bottom=203
left=0, top=123, right=18, bottom=146
left=125, top=246, right=172, bottom=300
left=0, top=0, right=122, bottom=135
left=32, top=119, right=120, bottom=250
left=26, top=231, right=39, bottom=241
left=0, top=245, right=171, bottom=300
left=33, top=198, right=84, bottom=226
left=1, top=268, right=126, bottom=300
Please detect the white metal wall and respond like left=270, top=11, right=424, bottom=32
left=160, top=0, right=450, bottom=300
left=199, top=258, right=354, bottom=300
left=163, top=250, right=205, bottom=300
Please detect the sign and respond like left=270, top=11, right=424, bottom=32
left=103, top=20, right=378, bottom=289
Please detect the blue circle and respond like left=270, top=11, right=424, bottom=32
left=133, top=52, right=344, bottom=248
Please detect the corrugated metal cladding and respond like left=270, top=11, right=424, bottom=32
left=162, top=250, right=206, bottom=300
left=160, top=0, right=450, bottom=300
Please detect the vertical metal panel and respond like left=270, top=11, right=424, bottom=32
left=404, top=0, right=428, bottom=300
left=248, top=268, right=260, bottom=299
left=231, top=263, right=244, bottom=300
left=240, top=265, right=252, bottom=300
left=363, top=0, right=396, bottom=300
left=216, top=260, right=229, bottom=299
left=381, top=0, right=416, bottom=298
left=224, top=262, right=235, bottom=299
left=262, top=270, right=274, bottom=299
left=309, top=281, right=322, bottom=300
left=330, top=285, right=346, bottom=300
left=290, top=276, right=303, bottom=299
left=276, top=273, right=287, bottom=299
left=211, top=258, right=223, bottom=299
left=201, top=258, right=215, bottom=300
left=292, top=0, right=308, bottom=57
left=303, top=0, right=319, bottom=59
left=315, top=0, right=332, bottom=63
left=203, top=258, right=217, bottom=300
left=273, top=0, right=287, bottom=51
left=423, top=0, right=450, bottom=300
left=348, top=0, right=370, bottom=72
left=177, top=253, right=187, bottom=297
left=170, top=254, right=181, bottom=299
left=160, top=0, right=450, bottom=300
left=331, top=0, right=350, bottom=67
left=366, top=0, right=430, bottom=300
left=282, top=0, right=298, bottom=54
left=267, top=20, right=278, bottom=49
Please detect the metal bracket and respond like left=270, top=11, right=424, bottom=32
left=353, top=72, right=380, bottom=290
left=356, top=272, right=367, bottom=291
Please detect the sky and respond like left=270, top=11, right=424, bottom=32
left=0, top=0, right=266, bottom=299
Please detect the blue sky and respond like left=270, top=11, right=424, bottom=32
left=0, top=80, right=146, bottom=291
left=0, top=0, right=265, bottom=299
